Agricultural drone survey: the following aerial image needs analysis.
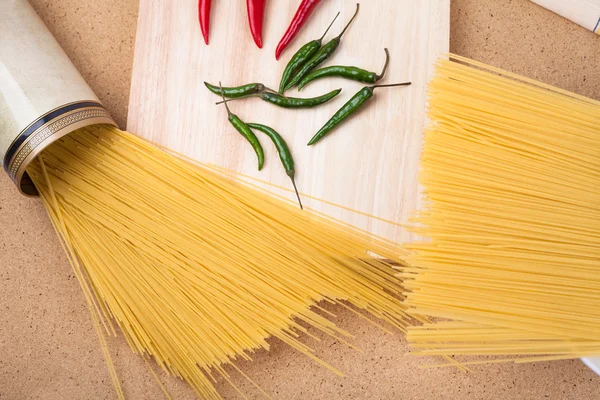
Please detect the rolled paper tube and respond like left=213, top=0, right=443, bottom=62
left=531, top=0, right=600, bottom=34
left=0, top=0, right=116, bottom=196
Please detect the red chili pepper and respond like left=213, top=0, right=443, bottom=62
left=247, top=0, right=266, bottom=48
left=198, top=0, right=212, bottom=45
left=275, top=0, right=323, bottom=60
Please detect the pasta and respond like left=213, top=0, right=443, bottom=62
left=401, top=55, right=600, bottom=363
left=27, top=125, right=416, bottom=399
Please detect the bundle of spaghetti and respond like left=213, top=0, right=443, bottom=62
left=400, top=55, right=600, bottom=364
left=27, top=124, right=417, bottom=399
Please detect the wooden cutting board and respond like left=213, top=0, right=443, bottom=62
left=128, top=0, right=449, bottom=242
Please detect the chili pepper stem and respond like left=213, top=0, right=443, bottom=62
left=218, top=82, right=234, bottom=116
left=319, top=12, right=341, bottom=42
left=218, top=82, right=234, bottom=115
left=370, top=82, right=412, bottom=90
left=375, top=48, right=390, bottom=81
left=216, top=94, right=260, bottom=105
left=336, top=3, right=360, bottom=40
left=263, top=86, right=280, bottom=94
left=289, top=174, right=303, bottom=210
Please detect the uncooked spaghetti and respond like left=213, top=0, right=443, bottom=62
left=401, top=55, right=600, bottom=364
left=27, top=124, right=416, bottom=399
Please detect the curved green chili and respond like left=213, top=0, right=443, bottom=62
left=279, top=12, right=340, bottom=94
left=307, top=82, right=411, bottom=146
left=205, top=81, right=275, bottom=98
left=217, top=82, right=265, bottom=170
left=217, top=88, right=342, bottom=108
left=284, top=3, right=360, bottom=92
left=260, top=89, right=341, bottom=108
left=298, top=48, right=390, bottom=91
left=246, top=123, right=303, bottom=209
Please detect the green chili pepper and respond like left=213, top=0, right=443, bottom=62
left=205, top=82, right=275, bottom=98
left=216, top=88, right=342, bottom=109
left=284, top=3, right=360, bottom=92
left=298, top=48, right=390, bottom=91
left=246, top=123, right=303, bottom=209
left=307, top=82, right=411, bottom=146
left=279, top=12, right=340, bottom=94
left=217, top=82, right=265, bottom=170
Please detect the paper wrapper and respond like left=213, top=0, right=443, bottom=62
left=531, top=0, right=600, bottom=34
left=0, top=0, right=116, bottom=196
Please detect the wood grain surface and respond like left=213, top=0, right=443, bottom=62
left=127, top=0, right=449, bottom=243
left=1, top=0, right=600, bottom=399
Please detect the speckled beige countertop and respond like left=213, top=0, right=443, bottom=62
left=1, top=0, right=600, bottom=399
